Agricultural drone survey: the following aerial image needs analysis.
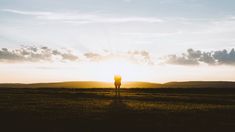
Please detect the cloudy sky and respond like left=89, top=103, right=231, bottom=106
left=0, top=0, right=235, bottom=83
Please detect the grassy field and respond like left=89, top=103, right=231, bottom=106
left=0, top=88, right=235, bottom=132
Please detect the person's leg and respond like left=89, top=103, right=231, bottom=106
left=117, top=85, right=120, bottom=98
left=115, top=84, right=117, bottom=97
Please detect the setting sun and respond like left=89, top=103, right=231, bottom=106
left=85, top=58, right=150, bottom=82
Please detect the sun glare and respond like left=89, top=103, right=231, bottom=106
left=91, top=58, right=145, bottom=82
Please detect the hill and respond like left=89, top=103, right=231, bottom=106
left=164, top=81, right=235, bottom=88
left=0, top=81, right=162, bottom=88
left=0, top=81, right=235, bottom=88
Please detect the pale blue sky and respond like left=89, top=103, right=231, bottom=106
left=1, top=0, right=235, bottom=17
left=0, top=0, right=235, bottom=83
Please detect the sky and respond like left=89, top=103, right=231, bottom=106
left=0, top=0, right=235, bottom=83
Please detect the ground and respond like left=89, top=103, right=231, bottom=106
left=0, top=88, right=234, bottom=132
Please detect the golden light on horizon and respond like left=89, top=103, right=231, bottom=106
left=87, top=58, right=153, bottom=82
left=1, top=58, right=235, bottom=84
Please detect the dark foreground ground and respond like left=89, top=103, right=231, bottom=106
left=0, top=88, right=234, bottom=132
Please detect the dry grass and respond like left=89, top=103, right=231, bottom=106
left=0, top=88, right=234, bottom=132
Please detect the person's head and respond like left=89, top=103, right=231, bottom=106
left=114, top=75, right=122, bottom=81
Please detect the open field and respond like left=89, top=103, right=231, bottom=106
left=0, top=88, right=235, bottom=132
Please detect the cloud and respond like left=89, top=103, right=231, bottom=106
left=1, top=45, right=235, bottom=66
left=164, top=48, right=235, bottom=66
left=84, top=50, right=154, bottom=65
left=2, top=9, right=164, bottom=24
left=213, top=49, right=235, bottom=65
left=165, top=55, right=199, bottom=65
left=52, top=49, right=78, bottom=61
left=127, top=50, right=154, bottom=65
left=1, top=9, right=52, bottom=16
left=84, top=52, right=102, bottom=61
left=0, top=45, right=153, bottom=65
left=0, top=48, right=25, bottom=62
left=0, top=46, right=78, bottom=63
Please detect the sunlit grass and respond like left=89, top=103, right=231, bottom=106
left=126, top=101, right=234, bottom=112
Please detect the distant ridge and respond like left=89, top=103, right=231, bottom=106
left=0, top=81, right=162, bottom=88
left=0, top=81, right=235, bottom=88
left=164, top=81, right=235, bottom=88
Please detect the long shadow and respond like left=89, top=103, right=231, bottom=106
left=108, top=89, right=128, bottom=112
left=98, top=89, right=134, bottom=131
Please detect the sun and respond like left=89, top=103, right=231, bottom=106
left=91, top=58, right=142, bottom=82
left=65, top=57, right=154, bottom=83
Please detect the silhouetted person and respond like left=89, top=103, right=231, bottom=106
left=114, top=75, right=122, bottom=90
left=114, top=75, right=122, bottom=98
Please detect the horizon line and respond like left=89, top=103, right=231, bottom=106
left=1, top=80, right=235, bottom=85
